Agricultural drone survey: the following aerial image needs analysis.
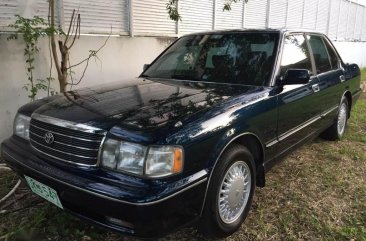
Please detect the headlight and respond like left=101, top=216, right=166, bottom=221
left=145, top=146, right=183, bottom=177
left=100, top=139, right=120, bottom=169
left=100, top=138, right=183, bottom=178
left=116, top=141, right=147, bottom=175
left=14, top=114, right=31, bottom=140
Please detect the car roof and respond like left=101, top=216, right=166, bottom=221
left=183, top=28, right=325, bottom=36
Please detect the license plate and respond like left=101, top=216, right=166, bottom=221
left=25, top=176, right=63, bottom=209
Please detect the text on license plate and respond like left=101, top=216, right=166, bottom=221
left=24, top=175, right=63, bottom=209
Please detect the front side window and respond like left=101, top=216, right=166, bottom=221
left=307, top=35, right=332, bottom=74
left=143, top=33, right=279, bottom=86
left=280, top=34, right=313, bottom=77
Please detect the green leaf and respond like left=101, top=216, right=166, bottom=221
left=166, top=0, right=181, bottom=22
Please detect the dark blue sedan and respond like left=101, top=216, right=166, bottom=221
left=1, top=29, right=362, bottom=238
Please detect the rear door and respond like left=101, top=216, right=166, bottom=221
left=306, top=34, right=343, bottom=128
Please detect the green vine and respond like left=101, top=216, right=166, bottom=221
left=166, top=0, right=181, bottom=22
left=166, top=0, right=249, bottom=21
left=8, top=15, right=56, bottom=101
left=223, top=0, right=248, bottom=11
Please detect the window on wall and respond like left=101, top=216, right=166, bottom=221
left=280, top=34, right=313, bottom=77
left=328, top=0, right=341, bottom=40
left=307, top=35, right=332, bottom=74
left=0, top=0, right=128, bottom=34
left=179, top=0, right=214, bottom=34
left=302, top=0, right=318, bottom=29
left=63, top=0, right=129, bottom=34
left=215, top=0, right=244, bottom=29
left=1, top=0, right=366, bottom=40
left=132, top=0, right=176, bottom=35
left=244, top=0, right=268, bottom=28
left=0, top=0, right=52, bottom=28
left=0, top=0, right=18, bottom=27
left=268, top=0, right=287, bottom=28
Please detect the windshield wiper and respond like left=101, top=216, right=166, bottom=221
left=170, top=74, right=199, bottom=81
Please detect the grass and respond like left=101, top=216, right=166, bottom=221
left=361, top=67, right=366, bottom=82
left=1, top=80, right=365, bottom=241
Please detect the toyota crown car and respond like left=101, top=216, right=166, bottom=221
left=1, top=29, right=361, bottom=238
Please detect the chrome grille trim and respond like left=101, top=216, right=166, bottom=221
left=31, top=113, right=105, bottom=134
left=96, top=135, right=107, bottom=167
left=31, top=139, right=96, bottom=159
left=31, top=144, right=99, bottom=167
left=29, top=114, right=107, bottom=166
left=30, top=124, right=103, bottom=143
left=30, top=131, right=99, bottom=151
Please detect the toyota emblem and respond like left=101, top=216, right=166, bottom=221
left=44, top=132, right=54, bottom=144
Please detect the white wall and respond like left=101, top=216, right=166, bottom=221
left=333, top=41, right=366, bottom=67
left=0, top=34, right=174, bottom=143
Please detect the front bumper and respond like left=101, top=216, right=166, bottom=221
left=1, top=137, right=208, bottom=238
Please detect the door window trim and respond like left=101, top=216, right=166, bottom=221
left=274, top=32, right=317, bottom=85
left=321, top=36, right=342, bottom=70
left=305, top=33, right=334, bottom=75
left=271, top=31, right=346, bottom=86
left=304, top=34, right=317, bottom=76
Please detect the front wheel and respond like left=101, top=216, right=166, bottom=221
left=199, top=144, right=256, bottom=237
left=321, top=97, right=349, bottom=140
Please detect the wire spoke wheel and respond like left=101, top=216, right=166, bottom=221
left=199, top=144, right=255, bottom=237
left=337, top=102, right=347, bottom=136
left=218, top=161, right=251, bottom=224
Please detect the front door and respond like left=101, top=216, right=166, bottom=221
left=272, top=34, right=321, bottom=155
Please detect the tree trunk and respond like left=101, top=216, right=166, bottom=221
left=59, top=40, right=69, bottom=93
left=49, top=0, right=65, bottom=93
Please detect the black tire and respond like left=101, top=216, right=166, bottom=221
left=321, top=97, right=349, bottom=141
left=198, top=144, right=256, bottom=238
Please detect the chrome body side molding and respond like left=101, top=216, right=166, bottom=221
left=265, top=105, right=339, bottom=148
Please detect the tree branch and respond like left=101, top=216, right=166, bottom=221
left=67, top=14, right=80, bottom=49
left=67, top=31, right=111, bottom=70
left=64, top=9, right=75, bottom=44
left=69, top=56, right=90, bottom=86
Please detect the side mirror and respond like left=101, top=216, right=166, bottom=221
left=282, top=69, right=310, bottom=85
left=345, top=63, right=360, bottom=78
left=143, top=64, right=150, bottom=72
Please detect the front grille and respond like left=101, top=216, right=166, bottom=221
left=29, top=117, right=105, bottom=166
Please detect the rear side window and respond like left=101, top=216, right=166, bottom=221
left=307, top=35, right=332, bottom=74
left=280, top=34, right=313, bottom=77
left=323, top=38, right=340, bottom=70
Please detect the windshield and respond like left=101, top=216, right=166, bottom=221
left=143, top=32, right=279, bottom=86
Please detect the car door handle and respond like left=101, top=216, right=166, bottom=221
left=340, top=75, right=346, bottom=82
left=312, top=84, right=320, bottom=93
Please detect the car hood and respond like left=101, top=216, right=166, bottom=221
left=34, top=78, right=268, bottom=131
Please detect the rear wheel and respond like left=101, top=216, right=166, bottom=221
left=321, top=97, right=349, bottom=140
left=199, top=144, right=255, bottom=237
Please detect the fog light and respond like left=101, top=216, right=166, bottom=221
left=106, top=216, right=134, bottom=229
